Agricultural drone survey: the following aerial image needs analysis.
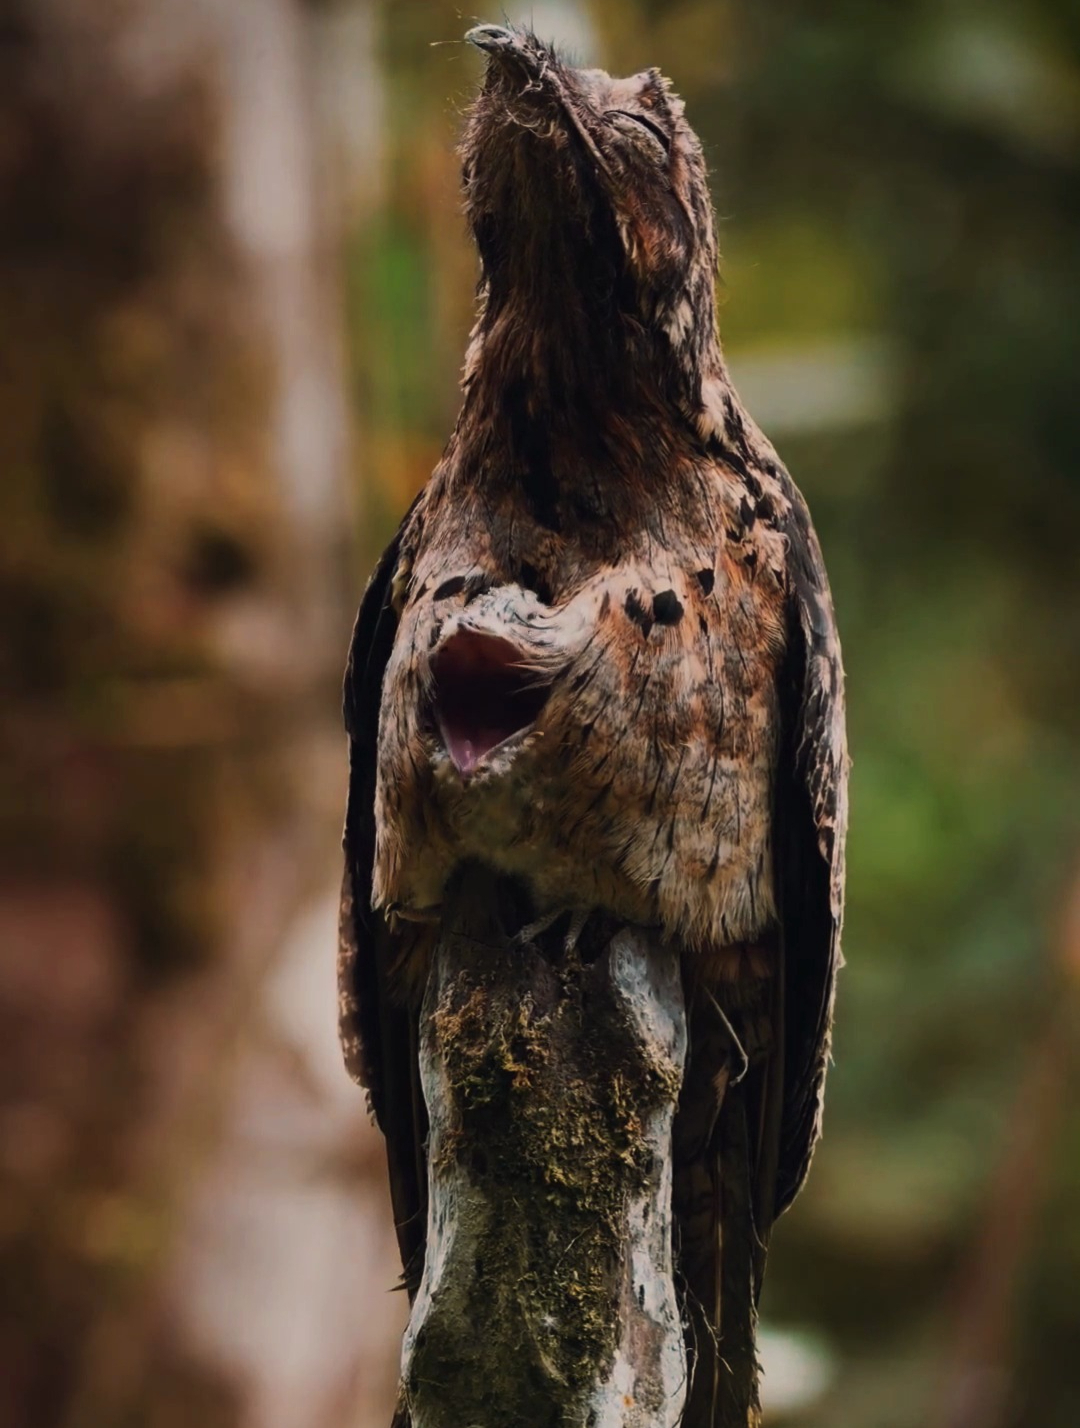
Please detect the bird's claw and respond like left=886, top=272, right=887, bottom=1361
left=511, top=907, right=590, bottom=958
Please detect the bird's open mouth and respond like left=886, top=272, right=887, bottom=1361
left=432, top=629, right=551, bottom=775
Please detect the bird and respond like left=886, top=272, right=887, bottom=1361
left=339, top=24, right=847, bottom=1428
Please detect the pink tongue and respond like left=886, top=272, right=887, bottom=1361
left=440, top=723, right=508, bottom=774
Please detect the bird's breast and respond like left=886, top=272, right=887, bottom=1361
left=373, top=543, right=786, bottom=950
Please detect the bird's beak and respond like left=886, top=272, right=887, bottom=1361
left=465, top=24, right=542, bottom=73
left=464, top=24, right=611, bottom=178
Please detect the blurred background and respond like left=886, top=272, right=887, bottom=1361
left=2, top=1, right=1079, bottom=1425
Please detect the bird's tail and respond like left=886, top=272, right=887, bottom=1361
left=674, top=969, right=777, bottom=1427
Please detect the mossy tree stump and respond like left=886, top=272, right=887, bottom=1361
left=400, top=868, right=688, bottom=1428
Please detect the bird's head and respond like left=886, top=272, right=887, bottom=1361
left=460, top=25, right=722, bottom=414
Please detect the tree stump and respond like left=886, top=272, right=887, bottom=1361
left=399, top=868, right=688, bottom=1428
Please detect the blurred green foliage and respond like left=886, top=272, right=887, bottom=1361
left=351, top=2, right=1080, bottom=1423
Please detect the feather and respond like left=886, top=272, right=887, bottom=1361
left=339, top=497, right=429, bottom=1288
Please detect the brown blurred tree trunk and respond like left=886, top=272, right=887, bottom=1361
left=0, top=2, right=353, bottom=1424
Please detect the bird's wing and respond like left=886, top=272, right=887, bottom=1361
left=772, top=482, right=848, bottom=1215
left=339, top=498, right=429, bottom=1291
left=675, top=473, right=847, bottom=1428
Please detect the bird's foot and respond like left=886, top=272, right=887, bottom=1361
left=386, top=901, right=442, bottom=931
left=511, top=907, right=590, bottom=959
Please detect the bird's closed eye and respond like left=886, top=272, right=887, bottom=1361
left=607, top=109, right=671, bottom=154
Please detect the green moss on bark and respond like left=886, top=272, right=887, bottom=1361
left=408, top=935, right=682, bottom=1426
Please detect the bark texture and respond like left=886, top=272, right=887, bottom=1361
left=398, top=868, right=688, bottom=1428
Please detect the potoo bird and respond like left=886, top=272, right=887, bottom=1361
left=340, top=25, right=847, bottom=1428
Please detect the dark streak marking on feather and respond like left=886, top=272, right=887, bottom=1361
left=652, top=590, right=683, bottom=626
left=625, top=590, right=654, bottom=638
left=434, top=576, right=467, bottom=601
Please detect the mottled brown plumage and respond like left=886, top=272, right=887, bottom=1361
left=340, top=25, right=847, bottom=1427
